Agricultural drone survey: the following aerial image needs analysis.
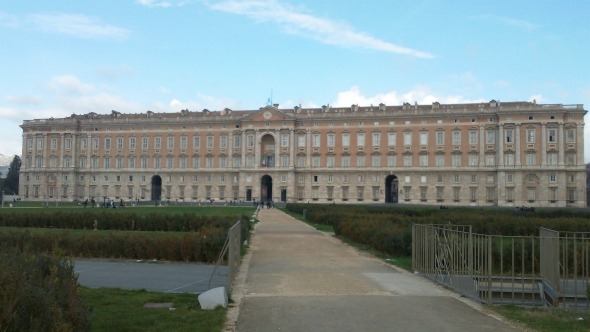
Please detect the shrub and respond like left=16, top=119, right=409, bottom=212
left=0, top=248, right=91, bottom=331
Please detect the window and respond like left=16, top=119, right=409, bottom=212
left=566, top=152, right=576, bottom=166
left=505, top=129, right=513, bottom=143
left=65, top=138, right=71, bottom=149
left=356, top=155, right=365, bottom=167
left=206, top=156, right=213, bottom=168
left=298, top=134, right=306, bottom=147
left=526, top=153, right=536, bottom=166
left=341, top=155, right=350, bottom=167
left=180, top=136, right=188, bottom=149
left=526, top=129, right=535, bottom=143
left=312, top=156, right=320, bottom=167
left=80, top=138, right=86, bottom=150
left=453, top=174, right=460, bottom=182
left=452, top=154, right=461, bottom=167
left=372, top=155, right=380, bottom=167
left=504, top=154, right=514, bottom=166
left=281, top=134, right=289, bottom=147
left=129, top=137, right=136, bottom=150
left=312, top=134, right=320, bottom=147
left=486, top=188, right=496, bottom=201
left=469, top=131, right=478, bottom=145
left=103, top=157, right=110, bottom=169
left=142, top=137, right=148, bottom=149
left=403, top=132, right=412, bottom=146
left=403, top=155, right=412, bottom=167
left=104, top=137, right=111, bottom=150
left=436, top=132, right=444, bottom=145
left=128, top=156, right=135, bottom=168
left=342, top=133, right=350, bottom=147
left=117, top=137, right=123, bottom=149
left=388, top=132, right=396, bottom=146
left=550, top=188, right=557, bottom=202
left=420, top=132, right=428, bottom=145
left=452, top=131, right=461, bottom=145
left=180, top=156, right=187, bottom=168
left=485, top=154, right=495, bottom=166
left=116, top=157, right=123, bottom=169
left=435, top=154, right=444, bottom=167
left=206, top=136, right=214, bottom=149
left=91, top=138, right=98, bottom=149
left=327, top=155, right=335, bottom=167
left=193, top=136, right=201, bottom=149
left=233, top=156, right=241, bottom=167
left=419, top=155, right=428, bottom=167
left=327, top=134, right=335, bottom=147
left=233, top=135, right=241, bottom=148
left=154, top=156, right=161, bottom=168
left=453, top=187, right=460, bottom=201
left=372, top=133, right=381, bottom=146
left=154, top=137, right=161, bottom=149
left=247, top=135, right=254, bottom=147
left=470, top=188, right=478, bottom=201
left=281, top=155, right=290, bottom=167
left=566, top=129, right=575, bottom=143
left=506, top=174, right=513, bottom=183
left=387, top=155, right=396, bottom=167
left=141, top=156, right=148, bottom=168
left=486, top=130, right=495, bottom=144
left=219, top=136, right=227, bottom=149
left=548, top=129, right=557, bottom=142
left=469, top=154, right=478, bottom=166
left=167, top=137, right=175, bottom=149
left=357, top=133, right=365, bottom=147
left=549, top=174, right=557, bottom=182
left=547, top=153, right=558, bottom=166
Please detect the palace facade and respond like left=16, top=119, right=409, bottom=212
left=19, top=100, right=587, bottom=207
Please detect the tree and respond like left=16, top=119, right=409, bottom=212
left=4, top=155, right=21, bottom=195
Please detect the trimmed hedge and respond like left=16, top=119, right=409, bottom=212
left=286, top=204, right=590, bottom=257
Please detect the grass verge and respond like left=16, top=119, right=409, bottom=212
left=81, top=287, right=226, bottom=332
left=490, top=305, right=590, bottom=332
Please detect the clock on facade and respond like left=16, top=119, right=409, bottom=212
left=263, top=111, right=272, bottom=119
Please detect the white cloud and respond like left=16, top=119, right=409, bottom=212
left=0, top=11, right=20, bottom=28
left=207, top=0, right=433, bottom=59
left=29, top=13, right=130, bottom=40
left=96, top=64, right=135, bottom=80
left=472, top=14, right=540, bottom=31
left=331, top=86, right=484, bottom=107
left=48, top=75, right=95, bottom=95
left=4, top=95, right=43, bottom=106
left=136, top=0, right=187, bottom=7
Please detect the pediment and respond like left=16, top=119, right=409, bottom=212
left=242, top=106, right=295, bottom=122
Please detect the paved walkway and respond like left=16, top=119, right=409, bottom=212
left=225, top=208, right=521, bottom=332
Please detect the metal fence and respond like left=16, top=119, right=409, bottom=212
left=413, top=224, right=590, bottom=309
left=208, top=220, right=242, bottom=292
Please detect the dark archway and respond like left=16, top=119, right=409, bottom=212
left=151, top=175, right=162, bottom=201
left=260, top=175, right=273, bottom=202
left=385, top=175, right=399, bottom=203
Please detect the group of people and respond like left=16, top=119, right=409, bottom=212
left=82, top=198, right=125, bottom=209
left=254, top=200, right=274, bottom=209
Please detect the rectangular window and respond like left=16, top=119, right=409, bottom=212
left=167, top=137, right=175, bottom=149
left=436, top=132, right=444, bottom=145
left=469, top=154, right=478, bottom=166
left=142, top=137, right=148, bottom=149
left=420, top=132, right=428, bottom=145
left=141, top=156, right=148, bottom=168
left=372, top=155, right=380, bottom=167
left=548, top=153, right=558, bottom=166
left=387, top=155, right=396, bottom=167
left=505, top=129, right=513, bottom=143
left=117, top=137, right=123, bottom=149
left=452, top=154, right=461, bottom=167
left=341, top=155, right=350, bottom=167
left=505, top=154, right=514, bottom=166
left=91, top=138, right=98, bottom=149
left=470, top=188, right=478, bottom=201
left=312, top=134, right=320, bottom=147
left=103, top=157, right=110, bottom=169
left=452, top=131, right=461, bottom=145
left=219, top=136, right=227, bottom=149
left=104, top=138, right=111, bottom=150
left=357, top=133, right=365, bottom=147
left=193, top=136, right=201, bottom=149
left=116, top=157, right=123, bottom=169
left=205, top=136, right=213, bottom=149
left=548, top=129, right=557, bottom=142
left=233, top=135, right=241, bottom=148
left=372, top=133, right=381, bottom=146
left=419, top=155, right=428, bottom=167
left=206, top=157, right=213, bottom=168
left=181, top=136, right=188, bottom=149
left=281, top=155, right=289, bottom=167
left=312, top=156, right=320, bottom=167
left=387, top=132, right=396, bottom=146
left=403, top=132, right=412, bottom=146
left=486, top=130, right=495, bottom=144
left=469, top=131, right=478, bottom=145
left=342, top=133, right=350, bottom=147
left=298, top=134, right=306, bottom=147
left=356, top=155, right=365, bottom=167
left=154, top=137, right=161, bottom=149
left=247, top=135, right=254, bottom=147
left=506, top=188, right=514, bottom=201
left=154, top=156, right=161, bottom=168
left=485, top=155, right=495, bottom=166
left=129, top=137, right=136, bottom=150
left=180, top=156, right=187, bottom=168
left=281, top=134, right=289, bottom=147
left=453, top=187, right=460, bottom=201
left=65, top=138, right=71, bottom=149
left=326, top=155, right=335, bottom=167
left=80, top=138, right=86, bottom=150
left=327, top=134, right=335, bottom=147
left=435, top=154, right=444, bottom=167
left=526, top=153, right=536, bottom=166
left=566, top=129, right=575, bottom=143
left=526, top=129, right=535, bottom=143
left=403, top=155, right=412, bottom=167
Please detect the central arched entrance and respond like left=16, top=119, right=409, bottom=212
left=385, top=175, right=399, bottom=203
left=151, top=175, right=162, bottom=201
left=260, top=175, right=273, bottom=202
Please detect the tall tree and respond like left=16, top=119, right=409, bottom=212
left=4, top=155, right=21, bottom=195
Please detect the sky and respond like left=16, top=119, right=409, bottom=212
left=0, top=0, right=589, bottom=161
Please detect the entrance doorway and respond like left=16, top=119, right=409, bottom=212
left=151, top=175, right=162, bottom=201
left=385, top=175, right=399, bottom=203
left=260, top=175, right=273, bottom=202
left=281, top=189, right=287, bottom=202
left=246, top=189, right=252, bottom=201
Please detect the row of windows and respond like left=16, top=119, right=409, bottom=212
left=26, top=128, right=578, bottom=151
left=26, top=150, right=579, bottom=169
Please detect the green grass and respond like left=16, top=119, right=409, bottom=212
left=491, top=305, right=590, bottom=332
left=81, top=287, right=226, bottom=332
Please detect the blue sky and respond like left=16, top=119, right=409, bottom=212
left=1, top=0, right=589, bottom=161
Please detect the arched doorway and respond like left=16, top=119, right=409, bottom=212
left=385, top=175, right=399, bottom=203
left=260, top=175, right=273, bottom=202
left=151, top=175, right=162, bottom=201
left=260, top=134, right=276, bottom=167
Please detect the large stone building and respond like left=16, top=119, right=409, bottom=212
left=19, top=100, right=587, bottom=207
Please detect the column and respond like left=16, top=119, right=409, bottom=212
left=306, top=129, right=312, bottom=168
left=497, top=124, right=504, bottom=166
left=558, top=122, right=564, bottom=166
left=60, top=134, right=65, bottom=168
left=577, top=123, right=585, bottom=166
left=254, top=129, right=260, bottom=169
left=478, top=125, right=485, bottom=167
left=241, top=130, right=246, bottom=168
left=228, top=132, right=233, bottom=168
left=541, top=123, right=547, bottom=166
left=515, top=124, right=521, bottom=166
left=274, top=130, right=280, bottom=168
left=21, top=134, right=26, bottom=170
left=289, top=129, right=295, bottom=167
left=87, top=133, right=92, bottom=170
